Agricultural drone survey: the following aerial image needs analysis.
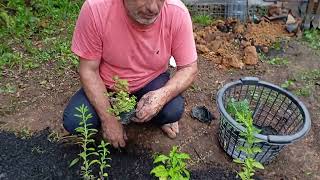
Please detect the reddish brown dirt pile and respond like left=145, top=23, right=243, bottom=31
left=194, top=20, right=289, bottom=68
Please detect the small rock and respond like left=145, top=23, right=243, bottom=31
left=262, top=46, right=269, bottom=53
left=244, top=46, right=258, bottom=65
left=223, top=55, right=244, bottom=69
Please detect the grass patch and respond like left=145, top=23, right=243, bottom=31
left=0, top=0, right=82, bottom=72
left=303, top=29, right=320, bottom=50
left=192, top=14, right=213, bottom=26
left=267, top=57, right=289, bottom=65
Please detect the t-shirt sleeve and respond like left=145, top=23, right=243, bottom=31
left=71, top=1, right=102, bottom=60
left=171, top=10, right=197, bottom=67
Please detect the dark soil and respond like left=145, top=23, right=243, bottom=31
left=0, top=129, right=237, bottom=180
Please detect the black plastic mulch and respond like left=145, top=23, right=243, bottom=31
left=0, top=129, right=236, bottom=180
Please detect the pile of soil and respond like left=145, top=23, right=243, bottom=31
left=0, top=129, right=237, bottom=180
left=194, top=19, right=289, bottom=68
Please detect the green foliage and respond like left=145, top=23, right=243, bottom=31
left=303, top=29, right=320, bottom=50
left=107, top=76, right=136, bottom=118
left=280, top=80, right=295, bottom=89
left=227, top=98, right=264, bottom=180
left=0, top=0, right=82, bottom=71
left=70, top=104, right=111, bottom=179
left=192, top=14, right=213, bottom=26
left=267, top=57, right=289, bottom=65
left=151, top=146, right=190, bottom=180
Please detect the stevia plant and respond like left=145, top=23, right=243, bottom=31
left=227, top=98, right=264, bottom=180
left=69, top=104, right=111, bottom=180
left=106, top=76, right=136, bottom=118
left=151, top=146, right=190, bottom=180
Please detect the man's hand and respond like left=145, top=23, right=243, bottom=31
left=101, top=117, right=127, bottom=148
left=133, top=89, right=167, bottom=123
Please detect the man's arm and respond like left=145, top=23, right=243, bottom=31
left=135, top=62, right=198, bottom=122
left=79, top=58, right=127, bottom=148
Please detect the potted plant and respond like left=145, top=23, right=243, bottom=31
left=106, top=76, right=137, bottom=124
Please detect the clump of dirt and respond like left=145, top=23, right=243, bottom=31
left=194, top=19, right=289, bottom=68
left=245, top=21, right=288, bottom=47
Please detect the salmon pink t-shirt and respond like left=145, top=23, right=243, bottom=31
left=71, top=0, right=197, bottom=92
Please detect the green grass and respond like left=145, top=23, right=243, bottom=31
left=0, top=0, right=82, bottom=73
left=303, top=29, right=320, bottom=50
left=192, top=14, right=213, bottom=26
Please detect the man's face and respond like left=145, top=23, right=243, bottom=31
left=124, top=0, right=165, bottom=25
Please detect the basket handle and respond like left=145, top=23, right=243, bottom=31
left=267, top=135, right=293, bottom=144
left=240, top=77, right=259, bottom=85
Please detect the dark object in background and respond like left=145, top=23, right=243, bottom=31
left=120, top=109, right=136, bottom=125
left=191, top=106, right=214, bottom=123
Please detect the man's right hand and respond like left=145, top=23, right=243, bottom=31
left=101, top=117, right=127, bottom=148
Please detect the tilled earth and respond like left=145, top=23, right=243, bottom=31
left=0, top=129, right=236, bottom=180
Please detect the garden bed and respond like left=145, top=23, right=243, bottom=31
left=0, top=129, right=236, bottom=179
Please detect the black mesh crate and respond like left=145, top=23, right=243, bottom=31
left=216, top=77, right=311, bottom=164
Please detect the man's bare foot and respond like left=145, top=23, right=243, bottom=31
left=161, top=122, right=179, bottom=139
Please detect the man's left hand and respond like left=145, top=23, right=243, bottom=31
left=133, top=89, right=167, bottom=123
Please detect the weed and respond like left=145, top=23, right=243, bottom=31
left=280, top=80, right=295, bottom=89
left=192, top=14, right=213, bottom=26
left=303, top=29, right=320, bottom=50
left=106, top=76, right=136, bottom=118
left=70, top=104, right=111, bottom=179
left=267, top=57, right=289, bottom=65
left=15, top=127, right=33, bottom=139
left=258, top=53, right=268, bottom=62
left=31, top=146, right=46, bottom=154
left=227, top=98, right=264, bottom=180
left=47, top=131, right=61, bottom=143
left=271, top=39, right=282, bottom=51
left=0, top=84, right=16, bottom=94
left=295, top=86, right=311, bottom=97
left=151, top=146, right=190, bottom=180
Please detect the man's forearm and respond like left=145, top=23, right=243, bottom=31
left=80, top=70, right=114, bottom=123
left=160, top=62, right=198, bottom=104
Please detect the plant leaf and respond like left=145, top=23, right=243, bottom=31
left=233, top=158, right=243, bottom=164
left=150, top=165, right=168, bottom=177
left=252, top=161, right=264, bottom=169
left=176, top=153, right=190, bottom=160
left=88, top=160, right=100, bottom=167
left=153, top=155, right=169, bottom=164
left=69, top=158, right=79, bottom=167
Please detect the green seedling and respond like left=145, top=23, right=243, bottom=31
left=106, top=76, right=136, bottom=118
left=192, top=14, right=213, bottom=26
left=280, top=80, right=295, bottom=89
left=151, top=146, right=190, bottom=180
left=69, top=104, right=111, bottom=180
left=268, top=57, right=289, bottom=65
left=258, top=53, right=268, bottom=62
left=227, top=98, right=264, bottom=180
left=15, top=127, right=32, bottom=139
left=97, top=140, right=111, bottom=179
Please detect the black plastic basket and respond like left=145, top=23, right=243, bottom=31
left=217, top=77, right=311, bottom=164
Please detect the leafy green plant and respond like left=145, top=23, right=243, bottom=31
left=151, top=146, right=190, bottom=180
left=192, top=14, right=213, bottom=26
left=227, top=98, right=264, bottom=180
left=106, top=76, right=136, bottom=118
left=303, top=29, right=320, bottom=50
left=70, top=104, right=111, bottom=179
left=280, top=80, right=295, bottom=89
left=267, top=57, right=289, bottom=65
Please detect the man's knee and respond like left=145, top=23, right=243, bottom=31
left=62, top=88, right=100, bottom=134
left=153, top=95, right=185, bottom=125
